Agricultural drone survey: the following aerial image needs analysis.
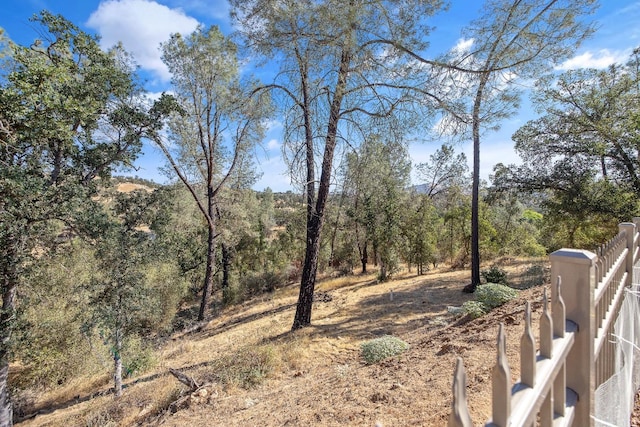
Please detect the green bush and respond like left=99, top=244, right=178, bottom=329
left=460, top=283, right=518, bottom=319
left=14, top=245, right=105, bottom=388
left=360, top=335, right=409, bottom=364
left=481, top=265, right=508, bottom=285
left=521, top=264, right=547, bottom=288
left=237, top=270, right=287, bottom=302
left=475, top=283, right=518, bottom=309
left=121, top=335, right=157, bottom=378
left=141, top=262, right=190, bottom=333
left=461, top=300, right=487, bottom=319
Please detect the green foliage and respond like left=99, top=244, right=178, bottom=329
left=461, top=283, right=518, bottom=318
left=360, top=335, right=409, bottom=364
left=519, top=235, right=547, bottom=257
left=415, top=144, right=469, bottom=198
left=481, top=266, right=508, bottom=285
left=14, top=243, right=105, bottom=388
left=86, top=189, right=179, bottom=395
left=440, top=186, right=474, bottom=268
left=343, top=136, right=411, bottom=281
left=120, top=335, right=157, bottom=378
left=483, top=192, right=547, bottom=257
left=400, top=194, right=441, bottom=275
left=138, top=262, right=189, bottom=334
left=1, top=10, right=171, bottom=413
left=522, top=209, right=543, bottom=224
left=461, top=300, right=488, bottom=319
left=475, top=283, right=518, bottom=310
left=496, top=50, right=640, bottom=250
left=158, top=25, right=272, bottom=320
left=225, top=268, right=292, bottom=306
left=330, top=234, right=359, bottom=276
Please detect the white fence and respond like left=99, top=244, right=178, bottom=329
left=449, top=220, right=640, bottom=427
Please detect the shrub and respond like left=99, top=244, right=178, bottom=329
left=14, top=245, right=105, bottom=388
left=475, top=283, right=518, bottom=309
left=462, top=300, right=487, bottom=319
left=520, top=235, right=547, bottom=257
left=360, top=335, right=409, bottom=364
left=121, top=335, right=157, bottom=378
left=207, top=345, right=277, bottom=389
left=460, top=283, right=518, bottom=319
left=237, top=269, right=287, bottom=302
left=141, top=262, right=190, bottom=333
left=521, top=264, right=547, bottom=288
left=481, top=265, right=508, bottom=285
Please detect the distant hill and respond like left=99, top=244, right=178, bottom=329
left=116, top=182, right=154, bottom=193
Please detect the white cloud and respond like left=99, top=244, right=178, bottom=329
left=263, top=119, right=283, bottom=132
left=86, top=0, right=200, bottom=82
left=254, top=156, right=292, bottom=192
left=556, top=49, right=627, bottom=71
left=266, top=138, right=280, bottom=151
left=453, top=38, right=474, bottom=55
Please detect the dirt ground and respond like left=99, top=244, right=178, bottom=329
left=15, top=259, right=640, bottom=426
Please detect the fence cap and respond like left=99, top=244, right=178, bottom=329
left=549, top=248, right=597, bottom=265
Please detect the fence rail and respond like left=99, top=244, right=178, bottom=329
left=449, top=219, right=640, bottom=427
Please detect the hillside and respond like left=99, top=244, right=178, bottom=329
left=12, top=258, right=562, bottom=426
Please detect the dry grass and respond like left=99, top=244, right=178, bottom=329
left=16, top=259, right=565, bottom=426
left=116, top=183, right=153, bottom=193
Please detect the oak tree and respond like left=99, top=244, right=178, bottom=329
left=0, top=12, right=158, bottom=424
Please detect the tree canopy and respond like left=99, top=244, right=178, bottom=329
left=230, top=0, right=447, bottom=329
left=155, top=25, right=272, bottom=320
left=494, top=49, right=640, bottom=248
left=423, top=0, right=598, bottom=292
left=0, top=12, right=165, bottom=424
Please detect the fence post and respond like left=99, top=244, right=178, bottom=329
left=550, top=248, right=596, bottom=427
left=620, top=222, right=636, bottom=286
left=633, top=218, right=640, bottom=264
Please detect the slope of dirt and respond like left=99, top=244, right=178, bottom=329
left=15, top=259, right=637, bottom=426
left=151, top=268, right=537, bottom=427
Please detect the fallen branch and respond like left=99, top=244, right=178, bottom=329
left=169, top=367, right=200, bottom=391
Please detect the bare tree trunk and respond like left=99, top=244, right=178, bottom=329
left=379, top=255, right=387, bottom=281
left=113, top=331, right=123, bottom=398
left=360, top=241, right=368, bottom=274
left=221, top=243, right=232, bottom=304
left=198, top=221, right=216, bottom=321
left=0, top=242, right=19, bottom=427
left=328, top=191, right=345, bottom=267
left=292, top=214, right=322, bottom=329
left=372, top=240, right=378, bottom=267
left=0, top=287, right=15, bottom=427
left=0, top=360, right=11, bottom=427
left=465, top=79, right=487, bottom=293
left=467, top=126, right=481, bottom=292
left=354, top=195, right=367, bottom=274
left=292, top=46, right=351, bottom=330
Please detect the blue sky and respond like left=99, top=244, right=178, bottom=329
left=2, top=0, right=640, bottom=192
